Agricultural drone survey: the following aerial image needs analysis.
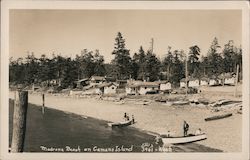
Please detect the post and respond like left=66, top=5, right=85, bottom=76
left=234, top=64, right=239, bottom=97
left=11, top=91, right=28, bottom=152
left=42, top=93, right=45, bottom=114
left=185, top=54, right=188, bottom=95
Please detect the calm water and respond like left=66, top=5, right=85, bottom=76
left=9, top=100, right=221, bottom=153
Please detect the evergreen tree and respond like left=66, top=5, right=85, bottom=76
left=111, top=32, right=133, bottom=80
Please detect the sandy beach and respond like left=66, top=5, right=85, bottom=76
left=9, top=86, right=242, bottom=152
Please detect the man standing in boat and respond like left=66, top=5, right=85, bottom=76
left=183, top=121, right=189, bottom=136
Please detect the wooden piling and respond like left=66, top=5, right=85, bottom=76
left=11, top=91, right=28, bottom=152
left=42, top=93, right=45, bottom=114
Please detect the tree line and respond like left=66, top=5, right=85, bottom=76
left=9, top=32, right=242, bottom=88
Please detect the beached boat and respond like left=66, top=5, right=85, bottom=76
left=172, top=100, right=189, bottom=105
left=161, top=133, right=207, bottom=144
left=108, top=120, right=133, bottom=127
left=205, top=113, right=232, bottom=121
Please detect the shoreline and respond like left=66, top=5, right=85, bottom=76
left=9, top=89, right=242, bottom=152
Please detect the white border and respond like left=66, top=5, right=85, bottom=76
left=1, top=1, right=249, bottom=160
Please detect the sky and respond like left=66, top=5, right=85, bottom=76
left=10, top=9, right=242, bottom=62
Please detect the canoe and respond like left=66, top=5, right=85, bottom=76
left=108, top=120, right=133, bottom=127
left=205, top=113, right=232, bottom=121
left=161, top=133, right=207, bottom=144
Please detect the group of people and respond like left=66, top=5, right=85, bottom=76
left=184, top=121, right=202, bottom=136
left=124, top=112, right=135, bottom=124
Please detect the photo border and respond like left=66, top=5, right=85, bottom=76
left=1, top=1, right=249, bottom=160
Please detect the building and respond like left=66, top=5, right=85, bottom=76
left=188, top=78, right=200, bottom=87
left=126, top=81, right=159, bottom=95
left=200, top=77, right=209, bottom=86
left=90, top=76, right=105, bottom=86
left=95, top=83, right=117, bottom=95
left=180, top=78, right=186, bottom=88
left=75, top=78, right=89, bottom=88
left=158, top=81, right=172, bottom=91
left=224, top=73, right=236, bottom=85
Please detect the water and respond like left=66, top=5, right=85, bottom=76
left=9, top=100, right=222, bottom=153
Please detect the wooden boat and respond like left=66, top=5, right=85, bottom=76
left=161, top=133, right=207, bottom=144
left=205, top=113, right=232, bottom=121
left=172, top=100, right=189, bottom=105
left=108, top=120, right=133, bottom=127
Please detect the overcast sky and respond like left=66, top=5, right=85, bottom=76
left=10, top=9, right=242, bottom=62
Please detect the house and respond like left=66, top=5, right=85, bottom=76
left=75, top=78, right=89, bottom=88
left=157, top=81, right=172, bottom=90
left=188, top=78, right=200, bottom=87
left=125, top=81, right=160, bottom=95
left=90, top=76, right=105, bottom=86
left=95, top=83, right=117, bottom=95
left=200, top=77, right=209, bottom=86
left=209, top=78, right=221, bottom=86
left=180, top=78, right=187, bottom=88
left=224, top=73, right=236, bottom=85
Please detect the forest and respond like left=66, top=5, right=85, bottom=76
left=9, top=32, right=242, bottom=89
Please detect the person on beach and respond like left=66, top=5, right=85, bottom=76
left=183, top=121, right=189, bottom=136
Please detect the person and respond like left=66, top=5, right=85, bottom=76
left=195, top=128, right=202, bottom=135
left=132, top=115, right=135, bottom=124
left=126, top=115, right=130, bottom=121
left=183, top=121, right=189, bottom=136
left=166, top=130, right=171, bottom=137
left=124, top=112, right=127, bottom=121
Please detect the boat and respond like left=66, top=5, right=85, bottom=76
left=108, top=120, right=133, bottom=127
left=161, top=133, right=207, bottom=144
left=172, top=100, right=189, bottom=105
left=205, top=113, right=232, bottom=121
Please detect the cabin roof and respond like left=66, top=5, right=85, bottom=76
left=96, top=83, right=116, bottom=88
left=90, top=76, right=105, bottom=81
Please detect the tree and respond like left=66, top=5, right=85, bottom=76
left=207, top=37, right=223, bottom=76
left=143, top=50, right=161, bottom=81
left=93, top=50, right=106, bottom=76
left=111, top=32, right=133, bottom=80
left=132, top=46, right=146, bottom=80
left=188, top=45, right=201, bottom=78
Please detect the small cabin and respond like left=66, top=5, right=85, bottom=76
left=95, top=83, right=117, bottom=95
left=188, top=78, right=200, bottom=87
left=90, top=76, right=105, bottom=86
left=180, top=78, right=186, bottom=88
left=75, top=78, right=89, bottom=88
left=137, top=82, right=159, bottom=95
left=224, top=73, right=236, bottom=85
left=200, top=78, right=209, bottom=86
left=159, top=81, right=172, bottom=90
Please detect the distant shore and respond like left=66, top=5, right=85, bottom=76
left=9, top=85, right=242, bottom=152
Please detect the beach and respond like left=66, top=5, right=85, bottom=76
left=9, top=85, right=242, bottom=152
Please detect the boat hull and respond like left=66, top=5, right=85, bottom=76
left=162, top=133, right=207, bottom=144
left=108, top=120, right=133, bottom=127
left=205, top=113, right=232, bottom=121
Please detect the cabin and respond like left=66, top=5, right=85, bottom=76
left=180, top=78, right=186, bottom=88
left=90, top=76, right=105, bottom=86
left=224, top=73, right=236, bottom=85
left=188, top=78, right=200, bottom=87
left=158, top=81, right=172, bottom=91
left=125, top=84, right=138, bottom=95
left=200, top=77, right=209, bottom=86
left=209, top=78, right=221, bottom=86
left=137, top=82, right=159, bottom=95
left=75, top=78, right=89, bottom=88
left=95, top=83, right=117, bottom=95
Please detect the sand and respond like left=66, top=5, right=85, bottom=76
left=9, top=86, right=242, bottom=152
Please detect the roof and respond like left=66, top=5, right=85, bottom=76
left=128, top=81, right=159, bottom=88
left=90, top=76, right=105, bottom=81
left=96, top=83, right=116, bottom=88
left=154, top=80, right=169, bottom=84
left=75, top=78, right=89, bottom=83
left=200, top=77, right=209, bottom=82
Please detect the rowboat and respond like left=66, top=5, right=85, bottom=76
left=205, top=113, right=232, bottom=121
left=161, top=133, right=207, bottom=144
left=108, top=120, right=133, bottom=127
